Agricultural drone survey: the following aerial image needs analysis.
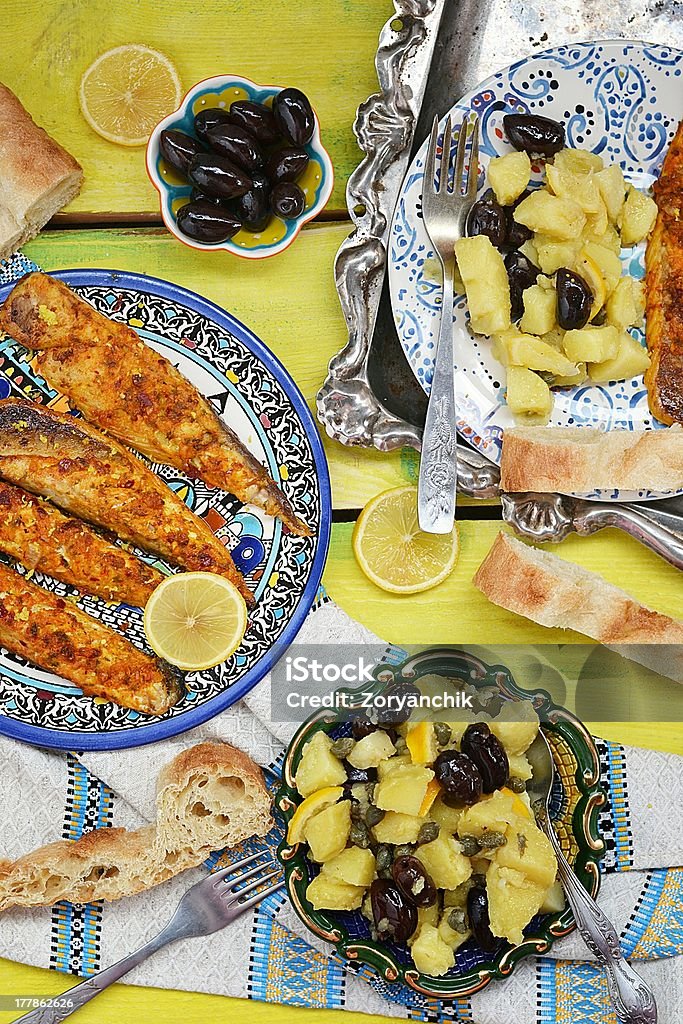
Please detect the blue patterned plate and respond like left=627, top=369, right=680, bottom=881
left=389, top=40, right=683, bottom=502
left=0, top=268, right=330, bottom=751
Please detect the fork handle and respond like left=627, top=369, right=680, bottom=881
left=542, top=821, right=657, bottom=1023
left=418, top=256, right=457, bottom=533
left=12, top=929, right=177, bottom=1024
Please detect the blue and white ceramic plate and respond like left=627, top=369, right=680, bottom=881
left=0, top=268, right=330, bottom=751
left=389, top=40, right=683, bottom=502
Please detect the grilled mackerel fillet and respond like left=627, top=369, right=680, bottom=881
left=0, top=481, right=162, bottom=606
left=645, top=119, right=683, bottom=424
left=0, top=272, right=311, bottom=535
left=0, top=400, right=252, bottom=603
left=0, top=561, right=181, bottom=714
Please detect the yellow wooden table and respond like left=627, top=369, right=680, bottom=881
left=2, top=3, right=682, bottom=1022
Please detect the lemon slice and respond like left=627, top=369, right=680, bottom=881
left=406, top=722, right=439, bottom=765
left=352, top=486, right=459, bottom=594
left=143, top=572, right=247, bottom=670
left=287, top=786, right=344, bottom=845
left=576, top=251, right=607, bottom=320
left=79, top=45, right=182, bottom=146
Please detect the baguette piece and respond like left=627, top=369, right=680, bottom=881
left=0, top=85, right=83, bottom=260
left=0, top=742, right=273, bottom=911
left=474, top=531, right=683, bottom=646
left=501, top=425, right=683, bottom=493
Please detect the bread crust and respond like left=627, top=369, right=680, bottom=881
left=0, top=85, right=83, bottom=259
left=473, top=531, right=683, bottom=646
left=500, top=426, right=683, bottom=493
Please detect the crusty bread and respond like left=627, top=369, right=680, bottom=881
left=0, top=742, right=273, bottom=911
left=501, top=425, right=683, bottom=493
left=0, top=85, right=83, bottom=260
left=474, top=531, right=683, bottom=646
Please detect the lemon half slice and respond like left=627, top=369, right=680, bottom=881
left=143, top=572, right=247, bottom=671
left=287, top=786, right=344, bottom=845
left=79, top=45, right=182, bottom=146
left=352, top=486, right=459, bottom=594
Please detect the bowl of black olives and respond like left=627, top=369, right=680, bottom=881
left=276, top=648, right=604, bottom=999
left=146, top=74, right=333, bottom=258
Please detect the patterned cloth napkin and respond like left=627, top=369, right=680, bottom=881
left=1, top=252, right=682, bottom=1022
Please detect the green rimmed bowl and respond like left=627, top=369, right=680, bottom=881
left=276, top=648, right=606, bottom=1000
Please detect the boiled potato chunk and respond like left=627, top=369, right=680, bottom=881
left=455, top=235, right=511, bottom=335
left=430, top=796, right=463, bottom=835
left=496, top=820, right=557, bottom=888
left=563, top=324, right=620, bottom=364
left=514, top=190, right=586, bottom=241
left=588, top=332, right=650, bottom=382
left=488, top=705, right=539, bottom=755
left=416, top=834, right=472, bottom=889
left=347, top=730, right=396, bottom=769
left=487, top=150, right=531, bottom=205
left=487, top=863, right=547, bottom=944
left=619, top=187, right=657, bottom=246
left=377, top=753, right=412, bottom=779
left=504, top=331, right=577, bottom=376
left=505, top=365, right=553, bottom=420
left=411, top=924, right=456, bottom=976
left=372, top=810, right=423, bottom=845
left=535, top=236, right=581, bottom=274
left=584, top=199, right=609, bottom=239
left=444, top=879, right=473, bottom=908
left=457, top=788, right=520, bottom=839
left=375, top=763, right=435, bottom=816
left=606, top=276, right=645, bottom=329
left=553, top=147, right=604, bottom=174
left=553, top=362, right=589, bottom=387
left=596, top=164, right=626, bottom=223
left=540, top=879, right=566, bottom=914
left=324, top=846, right=376, bottom=887
left=545, top=163, right=602, bottom=214
left=507, top=753, right=533, bottom=781
left=295, top=732, right=347, bottom=798
left=438, top=916, right=472, bottom=951
left=306, top=871, right=365, bottom=911
left=304, top=800, right=351, bottom=862
left=520, top=284, right=557, bottom=336
left=578, top=242, right=622, bottom=296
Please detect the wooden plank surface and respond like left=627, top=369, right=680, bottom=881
left=4, top=0, right=392, bottom=217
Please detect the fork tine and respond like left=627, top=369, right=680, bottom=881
left=233, top=879, right=285, bottom=913
left=223, top=859, right=275, bottom=891
left=211, top=851, right=266, bottom=886
left=224, top=869, right=280, bottom=901
left=425, top=115, right=439, bottom=195
left=466, top=115, right=480, bottom=198
left=454, top=115, right=469, bottom=195
left=438, top=115, right=453, bottom=194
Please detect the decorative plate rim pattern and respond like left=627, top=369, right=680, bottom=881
left=0, top=269, right=331, bottom=751
left=146, top=73, right=335, bottom=260
left=276, top=648, right=605, bottom=1000
left=388, top=39, right=683, bottom=503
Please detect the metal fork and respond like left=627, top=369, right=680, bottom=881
left=418, top=113, right=479, bottom=533
left=13, top=852, right=283, bottom=1024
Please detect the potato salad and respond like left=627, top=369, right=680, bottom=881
left=288, top=689, right=561, bottom=977
left=454, top=113, right=657, bottom=422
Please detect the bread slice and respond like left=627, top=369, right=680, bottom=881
left=0, top=742, right=273, bottom=911
left=0, top=85, right=83, bottom=260
left=501, top=425, right=683, bottom=493
left=474, top=531, right=683, bottom=646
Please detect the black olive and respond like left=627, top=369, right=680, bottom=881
left=556, top=268, right=593, bottom=330
left=433, top=749, right=483, bottom=805
left=190, top=188, right=223, bottom=205
left=273, top=88, right=315, bottom=146
left=176, top=201, right=242, bottom=244
left=229, top=100, right=280, bottom=144
left=159, top=130, right=204, bottom=177
left=504, top=250, right=540, bottom=321
left=370, top=879, right=418, bottom=944
left=206, top=124, right=264, bottom=173
left=392, top=855, right=437, bottom=908
left=234, top=172, right=271, bottom=232
left=188, top=154, right=252, bottom=200
left=351, top=714, right=378, bottom=740
left=467, top=188, right=507, bottom=247
left=270, top=181, right=306, bottom=220
left=467, top=886, right=498, bottom=953
left=376, top=681, right=421, bottom=727
left=344, top=764, right=377, bottom=785
left=266, top=146, right=310, bottom=184
left=503, top=114, right=566, bottom=157
left=194, top=107, right=234, bottom=143
left=502, top=189, right=534, bottom=250
left=460, top=723, right=509, bottom=794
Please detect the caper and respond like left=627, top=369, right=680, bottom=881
left=417, top=821, right=440, bottom=845
left=350, top=822, right=371, bottom=848
left=448, top=907, right=468, bottom=933
left=434, top=722, right=452, bottom=746
left=365, top=805, right=386, bottom=827
left=394, top=736, right=408, bottom=754
left=507, top=776, right=527, bottom=794
left=394, top=844, right=415, bottom=859
left=459, top=834, right=481, bottom=858
left=350, top=801, right=364, bottom=823
left=376, top=845, right=393, bottom=873
left=478, top=830, right=507, bottom=849
left=330, top=736, right=355, bottom=759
